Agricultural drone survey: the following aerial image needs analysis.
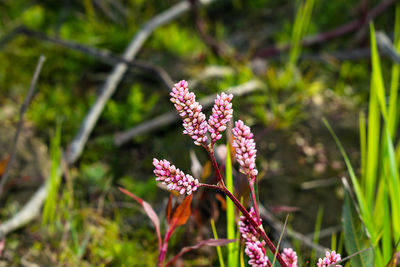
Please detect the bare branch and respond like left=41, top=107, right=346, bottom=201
left=14, top=27, right=174, bottom=90
left=376, top=31, right=400, bottom=66
left=0, top=55, right=46, bottom=197
left=114, top=79, right=264, bottom=146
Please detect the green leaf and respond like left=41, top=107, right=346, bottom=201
left=342, top=191, right=374, bottom=267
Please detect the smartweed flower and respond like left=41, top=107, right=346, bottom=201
left=170, top=80, right=208, bottom=146
left=317, top=251, right=342, bottom=267
left=239, top=207, right=269, bottom=267
left=232, top=120, right=258, bottom=179
left=153, top=158, right=199, bottom=195
left=208, top=92, right=233, bottom=144
left=282, top=248, right=298, bottom=267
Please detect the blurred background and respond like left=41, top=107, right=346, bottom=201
left=0, top=0, right=398, bottom=266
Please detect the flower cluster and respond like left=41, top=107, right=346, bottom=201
left=232, top=120, right=258, bottom=178
left=239, top=207, right=269, bottom=267
left=317, top=251, right=342, bottom=267
left=238, top=207, right=260, bottom=241
left=282, top=248, right=298, bottom=267
left=208, top=92, right=234, bottom=144
left=170, top=80, right=208, bottom=146
left=153, top=158, right=199, bottom=195
left=246, top=240, right=269, bottom=267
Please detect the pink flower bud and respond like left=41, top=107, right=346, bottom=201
left=282, top=248, right=298, bottom=267
left=317, top=251, right=342, bottom=267
left=232, top=120, right=258, bottom=180
left=153, top=158, right=199, bottom=195
left=170, top=80, right=208, bottom=146
left=207, top=92, right=234, bottom=144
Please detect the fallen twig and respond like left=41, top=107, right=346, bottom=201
left=0, top=55, right=46, bottom=197
left=114, top=79, right=264, bottom=146
left=376, top=31, right=400, bottom=66
left=5, top=26, right=174, bottom=90
left=0, top=0, right=215, bottom=238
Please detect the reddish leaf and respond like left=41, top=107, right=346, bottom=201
left=0, top=155, right=10, bottom=176
left=118, top=187, right=162, bottom=250
left=118, top=187, right=143, bottom=205
left=169, top=195, right=192, bottom=229
left=166, top=194, right=173, bottom=224
left=165, top=238, right=236, bottom=266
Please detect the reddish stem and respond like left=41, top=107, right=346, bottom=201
left=201, top=147, right=288, bottom=267
left=158, top=227, right=174, bottom=267
left=249, top=179, right=262, bottom=226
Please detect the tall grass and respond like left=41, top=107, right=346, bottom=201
left=326, top=7, right=400, bottom=265
left=42, top=121, right=62, bottom=227
left=226, top=143, right=239, bottom=267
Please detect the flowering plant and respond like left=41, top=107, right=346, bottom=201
left=120, top=80, right=342, bottom=267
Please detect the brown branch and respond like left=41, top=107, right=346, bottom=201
left=254, top=0, right=397, bottom=58
left=2, top=26, right=174, bottom=90
left=0, top=55, right=46, bottom=197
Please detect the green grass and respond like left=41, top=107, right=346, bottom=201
left=326, top=10, right=400, bottom=265
left=226, top=143, right=239, bottom=267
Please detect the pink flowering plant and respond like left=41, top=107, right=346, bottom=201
left=120, top=80, right=343, bottom=267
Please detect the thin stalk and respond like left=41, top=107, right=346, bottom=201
left=249, top=180, right=262, bottom=226
left=200, top=183, right=283, bottom=266
left=199, top=146, right=288, bottom=267
left=158, top=228, right=173, bottom=267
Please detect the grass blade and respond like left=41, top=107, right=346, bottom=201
left=226, top=143, right=238, bottom=267
left=210, top=219, right=226, bottom=267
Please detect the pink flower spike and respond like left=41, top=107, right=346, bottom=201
left=238, top=207, right=268, bottom=267
left=317, top=251, right=342, bottom=267
left=239, top=207, right=259, bottom=242
left=208, top=92, right=234, bottom=144
left=282, top=248, right=298, bottom=267
left=170, top=80, right=208, bottom=146
left=246, top=240, right=269, bottom=267
left=153, top=158, right=199, bottom=195
left=232, top=120, right=258, bottom=179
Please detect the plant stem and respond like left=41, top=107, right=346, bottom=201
left=158, top=228, right=173, bottom=267
left=249, top=180, right=262, bottom=226
left=199, top=172, right=287, bottom=267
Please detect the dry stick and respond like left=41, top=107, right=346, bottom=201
left=15, top=27, right=174, bottom=90
left=376, top=31, right=400, bottom=66
left=114, top=79, right=263, bottom=146
left=255, top=0, right=397, bottom=58
left=0, top=0, right=215, bottom=238
left=0, top=55, right=46, bottom=197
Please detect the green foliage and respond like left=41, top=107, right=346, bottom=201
left=150, top=23, right=206, bottom=57
left=327, top=15, right=400, bottom=266
left=42, top=121, right=62, bottom=227
left=211, top=219, right=225, bottom=267
left=104, top=83, right=159, bottom=129
left=342, top=191, right=374, bottom=266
